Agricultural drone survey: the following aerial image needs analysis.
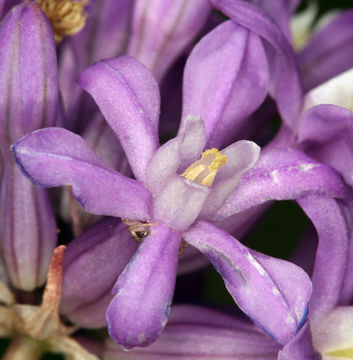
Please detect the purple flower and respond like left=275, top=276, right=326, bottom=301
left=11, top=54, right=349, bottom=348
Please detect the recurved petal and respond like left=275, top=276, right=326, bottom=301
left=60, top=218, right=138, bottom=328
left=107, top=224, right=181, bottom=348
left=128, top=0, right=210, bottom=82
left=181, top=20, right=269, bottom=148
left=213, top=148, right=350, bottom=222
left=298, top=196, right=350, bottom=325
left=210, top=0, right=303, bottom=132
left=183, top=221, right=312, bottom=345
left=78, top=55, right=160, bottom=182
left=11, top=128, right=152, bottom=220
left=0, top=0, right=59, bottom=147
left=104, top=305, right=281, bottom=360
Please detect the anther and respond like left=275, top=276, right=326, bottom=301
left=181, top=148, right=227, bottom=187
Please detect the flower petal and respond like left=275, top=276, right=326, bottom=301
left=0, top=163, right=57, bottom=291
left=210, top=0, right=303, bottom=132
left=78, top=55, right=160, bottom=182
left=60, top=218, right=138, bottom=328
left=12, top=128, right=152, bottom=220
left=312, top=306, right=353, bottom=357
left=302, top=69, right=353, bottom=113
left=298, top=10, right=353, bottom=91
left=200, top=140, right=260, bottom=218
left=298, top=105, right=353, bottom=187
left=183, top=221, right=312, bottom=345
left=298, top=196, right=350, bottom=324
left=104, top=305, right=280, bottom=359
left=59, top=0, right=133, bottom=132
left=213, top=148, right=350, bottom=221
left=278, top=324, right=321, bottom=360
left=0, top=0, right=59, bottom=145
left=181, top=20, right=269, bottom=148
left=128, top=0, right=210, bottom=81
left=152, top=175, right=210, bottom=232
left=145, top=115, right=206, bottom=196
left=107, top=224, right=181, bottom=348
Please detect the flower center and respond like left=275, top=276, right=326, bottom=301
left=181, top=148, right=227, bottom=187
left=38, top=0, right=86, bottom=42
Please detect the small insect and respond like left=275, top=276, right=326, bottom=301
left=122, top=219, right=157, bottom=243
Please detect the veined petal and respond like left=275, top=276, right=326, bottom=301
left=298, top=10, right=353, bottom=91
left=181, top=20, right=269, bottom=148
left=60, top=218, right=138, bottom=328
left=0, top=162, right=56, bottom=290
left=11, top=128, right=152, bottom=220
left=183, top=221, right=312, bottom=345
left=214, top=148, right=350, bottom=222
left=200, top=140, right=260, bottom=218
left=128, top=0, right=210, bottom=82
left=78, top=55, right=160, bottom=182
left=104, top=305, right=280, bottom=359
left=0, top=0, right=59, bottom=291
left=72, top=0, right=132, bottom=66
left=107, top=224, right=181, bottom=348
left=298, top=196, right=350, bottom=325
left=59, top=0, right=133, bottom=131
left=0, top=0, right=59, bottom=147
left=210, top=0, right=303, bottom=132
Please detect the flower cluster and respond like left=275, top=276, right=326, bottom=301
left=1, top=0, right=353, bottom=359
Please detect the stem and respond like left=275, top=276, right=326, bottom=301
left=3, top=336, right=42, bottom=360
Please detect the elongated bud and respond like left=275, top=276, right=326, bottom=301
left=0, top=1, right=58, bottom=290
left=60, top=218, right=138, bottom=328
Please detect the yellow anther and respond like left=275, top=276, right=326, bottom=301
left=38, top=0, right=87, bottom=42
left=181, top=148, right=227, bottom=187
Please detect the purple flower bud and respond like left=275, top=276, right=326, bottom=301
left=60, top=218, right=138, bottom=328
left=0, top=0, right=59, bottom=290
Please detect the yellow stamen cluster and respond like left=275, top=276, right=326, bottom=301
left=38, top=0, right=87, bottom=42
left=181, top=148, right=227, bottom=187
